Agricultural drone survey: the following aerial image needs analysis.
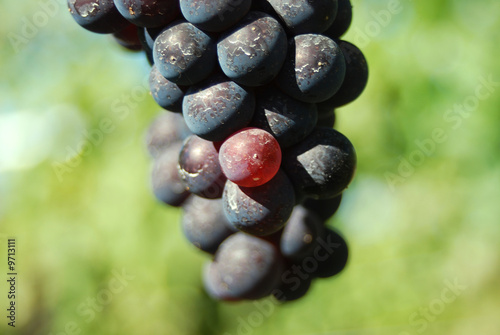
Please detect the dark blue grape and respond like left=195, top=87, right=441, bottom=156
left=151, top=142, right=190, bottom=206
left=275, top=34, right=346, bottom=103
left=222, top=170, right=295, bottom=236
left=323, top=0, right=352, bottom=39
left=153, top=21, right=217, bottom=85
left=280, top=206, right=325, bottom=261
left=182, top=75, right=255, bottom=141
left=282, top=127, right=356, bottom=199
left=318, top=41, right=368, bottom=108
left=203, top=233, right=285, bottom=300
left=273, top=265, right=312, bottom=302
left=180, top=0, right=251, bottom=32
left=149, top=65, right=186, bottom=113
left=267, top=0, right=338, bottom=34
left=250, top=87, right=317, bottom=148
left=302, top=194, right=342, bottom=222
left=178, top=135, right=227, bottom=199
left=145, top=112, right=191, bottom=158
left=114, top=0, right=180, bottom=28
left=68, top=0, right=129, bottom=34
left=181, top=196, right=234, bottom=254
left=137, top=27, right=154, bottom=64
left=112, top=24, right=142, bottom=51
left=217, top=11, right=287, bottom=87
left=311, top=228, right=348, bottom=278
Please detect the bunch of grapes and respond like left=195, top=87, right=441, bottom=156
left=68, top=0, right=368, bottom=302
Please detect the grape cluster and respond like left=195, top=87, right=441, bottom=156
left=68, top=0, right=368, bottom=302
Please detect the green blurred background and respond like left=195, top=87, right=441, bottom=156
left=1, top=0, right=499, bottom=334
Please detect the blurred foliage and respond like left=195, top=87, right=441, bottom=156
left=0, top=0, right=499, bottom=334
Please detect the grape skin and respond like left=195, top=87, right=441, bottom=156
left=204, top=233, right=285, bottom=300
left=180, top=0, right=251, bottom=32
left=182, top=75, right=255, bottom=141
left=181, top=196, right=234, bottom=254
left=312, top=228, right=349, bottom=278
left=218, top=128, right=281, bottom=187
left=145, top=112, right=191, bottom=158
left=178, top=135, right=227, bottom=199
left=222, top=170, right=295, bottom=236
left=282, top=127, right=356, bottom=199
left=275, top=34, right=346, bottom=103
left=153, top=21, right=217, bottom=85
left=318, top=40, right=369, bottom=108
left=217, top=11, right=288, bottom=87
left=267, top=0, right=338, bottom=35
left=250, top=87, right=318, bottom=148
left=68, top=0, right=129, bottom=34
left=149, top=65, right=186, bottom=113
left=323, top=0, right=352, bottom=39
left=113, top=0, right=180, bottom=28
left=151, top=142, right=190, bottom=206
left=302, top=194, right=342, bottom=222
left=280, top=205, right=325, bottom=261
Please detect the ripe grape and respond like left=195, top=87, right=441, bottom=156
left=113, top=0, right=180, bottom=28
left=178, top=135, right=227, bottom=199
left=222, top=170, right=295, bottom=236
left=318, top=40, right=368, bottom=108
left=282, top=127, right=356, bottom=199
left=219, top=128, right=281, bottom=187
left=273, top=270, right=312, bottom=302
left=151, top=142, right=190, bottom=206
left=153, top=21, right=217, bottom=85
left=204, top=233, right=285, bottom=300
left=276, top=34, right=346, bottom=103
left=149, top=65, right=186, bottom=113
left=182, top=75, right=255, bottom=141
left=267, top=0, right=338, bottom=34
left=250, top=87, right=318, bottom=148
left=180, top=0, right=251, bottom=32
left=217, top=11, right=287, bottom=87
left=181, top=196, right=234, bottom=254
left=67, top=0, right=129, bottom=34
left=312, top=228, right=348, bottom=278
left=280, top=206, right=324, bottom=261
left=323, top=0, right=352, bottom=39
left=145, top=112, right=191, bottom=158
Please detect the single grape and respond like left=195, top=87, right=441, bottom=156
left=204, top=233, right=285, bottom=300
left=113, top=0, right=180, bottom=28
left=311, top=228, right=348, bottom=278
left=222, top=170, right=295, bottom=236
left=180, top=0, right=251, bottom=32
left=145, top=112, right=191, bottom=158
left=149, top=65, right=186, bottom=113
left=178, top=135, right=227, bottom=199
left=267, top=0, right=338, bottom=34
left=302, top=194, right=342, bottom=222
left=275, top=34, right=346, bottom=103
left=181, top=196, right=234, bottom=254
left=217, top=11, right=287, bottom=87
left=273, top=266, right=312, bottom=302
left=219, top=128, right=281, bottom=187
left=182, top=75, right=255, bottom=141
left=250, top=87, right=318, bottom=148
left=323, top=0, right=352, bottom=39
left=280, top=206, right=325, bottom=261
left=151, top=142, right=190, bottom=206
left=282, top=127, right=356, bottom=199
left=68, top=0, right=129, bottom=34
left=153, top=21, right=217, bottom=85
left=318, top=40, right=368, bottom=108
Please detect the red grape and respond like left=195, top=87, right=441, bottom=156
left=219, top=128, right=281, bottom=187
